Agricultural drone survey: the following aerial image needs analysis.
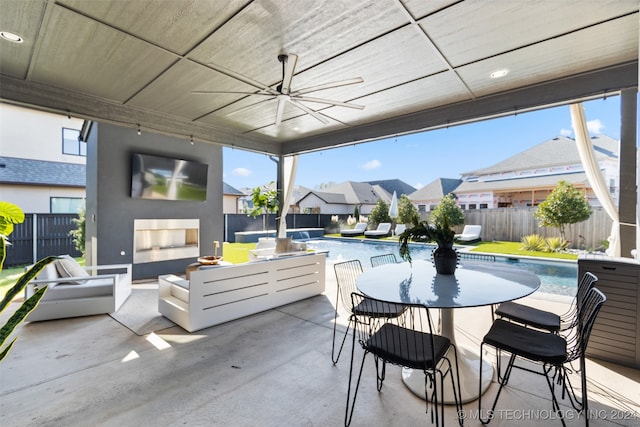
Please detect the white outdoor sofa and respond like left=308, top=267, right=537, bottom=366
left=25, top=256, right=132, bottom=322
left=340, top=222, right=367, bottom=237
left=158, top=252, right=326, bottom=332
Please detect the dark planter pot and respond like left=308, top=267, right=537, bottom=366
left=433, top=243, right=458, bottom=275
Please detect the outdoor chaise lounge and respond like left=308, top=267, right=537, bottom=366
left=393, top=223, right=406, bottom=236
left=364, top=222, right=392, bottom=238
left=455, top=225, right=482, bottom=243
left=340, top=222, right=367, bottom=237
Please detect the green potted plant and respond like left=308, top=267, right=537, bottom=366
left=398, top=215, right=457, bottom=273
left=398, top=195, right=463, bottom=274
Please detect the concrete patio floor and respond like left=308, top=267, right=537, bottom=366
left=2, top=261, right=639, bottom=427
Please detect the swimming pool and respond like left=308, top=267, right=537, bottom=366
left=305, top=238, right=578, bottom=297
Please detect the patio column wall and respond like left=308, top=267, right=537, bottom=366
left=85, top=123, right=224, bottom=280
left=619, top=89, right=638, bottom=258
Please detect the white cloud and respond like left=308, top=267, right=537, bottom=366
left=361, top=159, right=381, bottom=170
left=587, top=119, right=604, bottom=134
left=232, top=167, right=252, bottom=177
left=560, top=128, right=572, bottom=137
left=414, top=183, right=424, bottom=189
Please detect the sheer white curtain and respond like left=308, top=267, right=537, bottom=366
left=570, top=103, right=621, bottom=257
left=278, top=155, right=298, bottom=238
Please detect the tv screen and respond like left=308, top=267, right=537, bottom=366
left=131, top=153, right=208, bottom=201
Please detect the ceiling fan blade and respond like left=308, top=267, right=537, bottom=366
left=207, top=63, right=279, bottom=95
left=275, top=97, right=287, bottom=126
left=280, top=54, right=298, bottom=95
left=292, top=77, right=364, bottom=95
left=225, top=96, right=276, bottom=117
left=192, top=90, right=273, bottom=96
left=295, top=95, right=364, bottom=110
left=288, top=99, right=329, bottom=124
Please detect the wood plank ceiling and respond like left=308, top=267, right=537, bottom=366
left=0, top=0, right=638, bottom=155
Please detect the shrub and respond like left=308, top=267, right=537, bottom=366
left=520, top=234, right=546, bottom=251
left=369, top=199, right=391, bottom=226
left=545, top=237, right=569, bottom=253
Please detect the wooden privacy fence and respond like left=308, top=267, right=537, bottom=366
left=4, top=214, right=82, bottom=267
left=446, top=207, right=612, bottom=251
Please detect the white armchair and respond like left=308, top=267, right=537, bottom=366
left=25, top=256, right=132, bottom=322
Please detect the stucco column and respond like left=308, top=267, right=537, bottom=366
left=619, top=89, right=638, bottom=258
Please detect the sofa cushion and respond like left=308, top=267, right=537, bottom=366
left=40, top=278, right=114, bottom=301
left=36, top=262, right=59, bottom=281
left=55, top=255, right=89, bottom=284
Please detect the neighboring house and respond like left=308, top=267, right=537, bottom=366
left=0, top=104, right=246, bottom=214
left=408, top=135, right=620, bottom=211
left=455, top=135, right=619, bottom=209
left=223, top=182, right=245, bottom=214
left=0, top=104, right=85, bottom=213
left=294, top=180, right=415, bottom=214
left=410, top=178, right=462, bottom=213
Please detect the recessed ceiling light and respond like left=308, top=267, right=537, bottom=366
left=490, top=69, right=509, bottom=79
left=0, top=31, right=23, bottom=43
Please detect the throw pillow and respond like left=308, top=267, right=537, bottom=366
left=55, top=255, right=89, bottom=284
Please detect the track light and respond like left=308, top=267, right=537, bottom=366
left=137, top=124, right=141, bottom=135
left=190, top=135, right=194, bottom=145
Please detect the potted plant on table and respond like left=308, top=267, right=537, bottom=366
left=398, top=195, right=463, bottom=274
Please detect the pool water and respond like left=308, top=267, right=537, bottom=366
left=305, top=239, right=578, bottom=297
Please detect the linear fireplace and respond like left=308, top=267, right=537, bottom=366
left=133, top=219, right=199, bottom=264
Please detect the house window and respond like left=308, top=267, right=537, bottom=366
left=429, top=204, right=438, bottom=211
left=417, top=204, right=426, bottom=213
left=62, top=128, right=86, bottom=156
left=459, top=204, right=466, bottom=210
left=609, top=179, right=616, bottom=194
left=51, top=197, right=84, bottom=214
left=468, top=204, right=477, bottom=210
left=479, top=203, right=488, bottom=209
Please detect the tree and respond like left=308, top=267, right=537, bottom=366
left=534, top=180, right=591, bottom=240
left=70, top=206, right=86, bottom=256
left=429, top=194, right=464, bottom=228
left=397, top=194, right=419, bottom=224
left=368, top=199, right=391, bottom=226
left=248, top=182, right=279, bottom=236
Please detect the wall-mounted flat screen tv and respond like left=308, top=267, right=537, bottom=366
left=131, top=153, right=208, bottom=201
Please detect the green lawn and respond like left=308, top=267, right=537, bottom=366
left=467, top=241, right=578, bottom=260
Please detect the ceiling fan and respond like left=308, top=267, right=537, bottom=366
left=193, top=54, right=364, bottom=126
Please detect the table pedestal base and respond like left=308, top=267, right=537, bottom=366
left=402, top=345, right=493, bottom=404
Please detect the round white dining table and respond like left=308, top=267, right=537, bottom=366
left=356, top=259, right=540, bottom=403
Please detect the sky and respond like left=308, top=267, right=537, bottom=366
left=223, top=96, right=625, bottom=192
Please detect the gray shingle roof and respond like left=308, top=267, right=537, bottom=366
left=461, top=135, right=618, bottom=176
left=223, top=182, right=244, bottom=195
left=365, top=179, right=416, bottom=197
left=0, top=156, right=85, bottom=187
left=409, top=178, right=462, bottom=201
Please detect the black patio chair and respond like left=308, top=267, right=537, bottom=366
left=345, top=293, right=463, bottom=427
left=478, top=287, right=606, bottom=427
left=494, top=272, right=598, bottom=332
left=370, top=253, right=399, bottom=268
left=332, top=260, right=406, bottom=365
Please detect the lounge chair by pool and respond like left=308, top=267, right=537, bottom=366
left=364, top=222, right=392, bottom=238
left=455, top=225, right=482, bottom=243
left=340, top=222, right=367, bottom=237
